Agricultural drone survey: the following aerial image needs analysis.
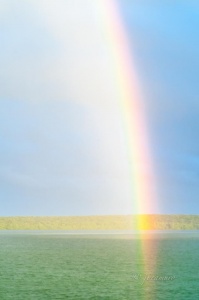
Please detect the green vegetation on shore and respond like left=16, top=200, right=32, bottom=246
left=0, top=215, right=199, bottom=230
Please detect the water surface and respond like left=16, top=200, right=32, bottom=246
left=0, top=231, right=198, bottom=299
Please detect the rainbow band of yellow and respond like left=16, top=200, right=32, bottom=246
left=99, top=0, right=157, bottom=225
left=98, top=1, right=158, bottom=295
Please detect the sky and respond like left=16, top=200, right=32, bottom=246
left=0, top=0, right=199, bottom=216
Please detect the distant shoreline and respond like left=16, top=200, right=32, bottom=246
left=0, top=229, right=198, bottom=233
left=0, top=215, right=199, bottom=230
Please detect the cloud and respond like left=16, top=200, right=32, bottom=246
left=0, top=0, right=118, bottom=109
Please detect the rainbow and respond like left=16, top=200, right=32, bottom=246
left=98, top=0, right=157, bottom=226
left=98, top=0, right=158, bottom=294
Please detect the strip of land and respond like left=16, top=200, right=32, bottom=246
left=0, top=215, right=199, bottom=230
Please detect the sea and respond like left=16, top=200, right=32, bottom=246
left=0, top=230, right=198, bottom=299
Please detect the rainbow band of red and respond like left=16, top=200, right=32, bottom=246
left=99, top=0, right=157, bottom=225
left=99, top=2, right=159, bottom=295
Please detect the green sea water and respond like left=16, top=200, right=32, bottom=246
left=0, top=231, right=198, bottom=299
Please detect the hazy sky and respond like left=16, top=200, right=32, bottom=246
left=1, top=0, right=199, bottom=215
